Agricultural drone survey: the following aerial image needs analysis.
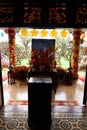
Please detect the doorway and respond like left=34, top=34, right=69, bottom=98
left=0, top=27, right=86, bottom=106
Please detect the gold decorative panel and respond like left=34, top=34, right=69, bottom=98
left=48, top=7, right=66, bottom=24
left=24, top=7, right=41, bottom=24
left=0, top=7, right=14, bottom=24
left=76, top=7, right=87, bottom=24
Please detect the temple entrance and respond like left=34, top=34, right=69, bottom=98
left=0, top=28, right=86, bottom=106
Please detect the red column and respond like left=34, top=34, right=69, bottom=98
left=71, top=29, right=82, bottom=79
left=8, top=28, right=16, bottom=66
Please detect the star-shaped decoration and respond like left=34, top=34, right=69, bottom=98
left=61, top=30, right=67, bottom=37
left=31, top=29, right=38, bottom=36
left=41, top=29, right=48, bottom=37
left=50, top=29, right=57, bottom=37
left=20, top=29, right=28, bottom=36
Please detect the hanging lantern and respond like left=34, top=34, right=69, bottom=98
left=31, top=29, right=38, bottom=36
left=20, top=29, right=28, bottom=36
left=50, top=29, right=57, bottom=37
left=41, top=29, right=48, bottom=37
left=61, top=29, right=68, bottom=37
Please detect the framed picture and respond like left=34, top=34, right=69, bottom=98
left=31, top=39, right=55, bottom=71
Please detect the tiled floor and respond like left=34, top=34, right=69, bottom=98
left=3, top=78, right=85, bottom=106
left=1, top=77, right=87, bottom=130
